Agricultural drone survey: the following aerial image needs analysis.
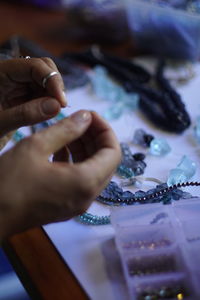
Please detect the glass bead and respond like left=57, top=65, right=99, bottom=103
left=177, top=155, right=196, bottom=179
left=144, top=134, right=154, bottom=147
left=103, top=102, right=124, bottom=120
left=132, top=152, right=146, bottom=161
left=167, top=155, right=196, bottom=186
left=132, top=129, right=147, bottom=147
left=167, top=168, right=187, bottom=186
left=117, top=165, right=135, bottom=178
left=149, top=138, right=171, bottom=156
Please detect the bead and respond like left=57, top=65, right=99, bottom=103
left=132, top=129, right=147, bottom=147
left=91, top=65, right=138, bottom=120
left=149, top=138, right=171, bottom=156
left=167, top=155, right=196, bottom=186
left=177, top=155, right=196, bottom=179
left=132, top=152, right=146, bottom=161
left=12, top=131, right=25, bottom=142
left=144, top=134, right=154, bottom=147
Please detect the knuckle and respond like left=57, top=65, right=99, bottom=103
left=40, top=57, right=57, bottom=69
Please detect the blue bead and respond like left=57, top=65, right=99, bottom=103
left=12, top=131, right=25, bottom=142
left=117, top=165, right=135, bottom=178
left=171, top=189, right=184, bottom=200
left=149, top=138, right=171, bottom=156
left=132, top=129, right=147, bottom=147
left=121, top=191, right=133, bottom=200
left=177, top=155, right=196, bottom=179
left=167, top=155, right=196, bottom=186
left=167, top=168, right=187, bottom=186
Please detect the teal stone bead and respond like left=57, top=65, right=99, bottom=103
left=177, top=155, right=196, bottom=179
left=167, top=168, right=187, bottom=186
left=149, top=138, right=171, bottom=156
left=123, top=93, right=139, bottom=110
left=13, top=131, right=25, bottom=142
left=167, top=155, right=196, bottom=186
left=117, top=165, right=135, bottom=178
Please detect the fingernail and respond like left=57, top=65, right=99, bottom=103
left=61, top=91, right=67, bottom=107
left=70, top=110, right=91, bottom=123
left=42, top=98, right=60, bottom=115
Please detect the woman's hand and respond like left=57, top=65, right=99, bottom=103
left=0, top=57, right=66, bottom=137
left=0, top=110, right=121, bottom=241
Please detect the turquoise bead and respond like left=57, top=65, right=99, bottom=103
left=167, top=168, right=187, bottom=186
left=12, top=131, right=25, bottom=142
left=167, top=155, right=196, bottom=186
left=177, top=155, right=196, bottom=178
left=149, top=138, right=171, bottom=156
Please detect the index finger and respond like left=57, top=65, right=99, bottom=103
left=0, top=57, right=67, bottom=107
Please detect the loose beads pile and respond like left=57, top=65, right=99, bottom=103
left=117, top=143, right=146, bottom=178
left=128, top=253, right=176, bottom=276
left=133, top=129, right=171, bottom=156
left=123, top=239, right=172, bottom=251
left=138, top=286, right=185, bottom=300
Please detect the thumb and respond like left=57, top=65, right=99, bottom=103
left=33, top=110, right=92, bottom=157
left=0, top=97, right=60, bottom=137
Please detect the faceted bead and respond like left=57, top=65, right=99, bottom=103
left=117, top=165, right=135, bottom=178
left=177, top=155, right=196, bottom=179
left=167, top=155, right=196, bottom=186
left=144, top=134, right=154, bottom=147
left=123, top=93, right=139, bottom=110
left=13, top=131, right=25, bottom=142
left=162, top=194, right=172, bottom=204
left=156, top=183, right=168, bottom=191
left=132, top=160, right=146, bottom=176
left=167, top=168, right=187, bottom=186
left=132, top=129, right=147, bottom=147
left=132, top=152, right=146, bottom=161
left=121, top=191, right=134, bottom=200
left=171, top=189, right=184, bottom=200
left=149, top=138, right=171, bottom=156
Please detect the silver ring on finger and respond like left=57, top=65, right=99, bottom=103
left=42, top=71, right=59, bottom=89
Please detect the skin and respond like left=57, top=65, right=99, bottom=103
left=0, top=57, right=121, bottom=242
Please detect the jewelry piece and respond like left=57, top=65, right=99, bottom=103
left=42, top=71, right=59, bottom=88
left=19, top=55, right=31, bottom=59
left=77, top=181, right=199, bottom=225
left=65, top=48, right=190, bottom=133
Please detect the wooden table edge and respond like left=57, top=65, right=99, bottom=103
left=3, top=227, right=89, bottom=300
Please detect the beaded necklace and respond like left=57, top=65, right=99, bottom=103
left=64, top=47, right=191, bottom=133
left=77, top=181, right=200, bottom=225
